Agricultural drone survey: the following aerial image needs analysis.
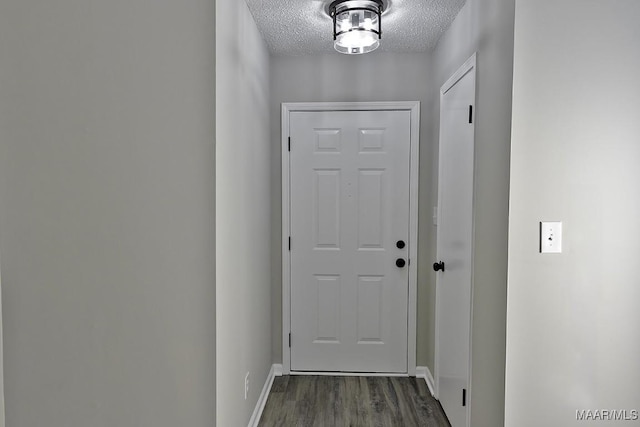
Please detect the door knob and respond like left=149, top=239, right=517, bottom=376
left=433, top=261, right=445, bottom=272
left=396, top=240, right=406, bottom=249
left=396, top=258, right=406, bottom=268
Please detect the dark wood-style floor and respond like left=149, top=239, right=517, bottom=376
left=258, top=375, right=450, bottom=427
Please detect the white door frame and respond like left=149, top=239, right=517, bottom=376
left=434, top=53, right=476, bottom=427
left=282, top=101, right=420, bottom=375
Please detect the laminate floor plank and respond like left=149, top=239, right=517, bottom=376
left=258, top=376, right=450, bottom=427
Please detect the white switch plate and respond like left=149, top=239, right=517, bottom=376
left=540, top=221, right=562, bottom=253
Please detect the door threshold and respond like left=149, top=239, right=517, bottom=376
left=289, top=371, right=410, bottom=377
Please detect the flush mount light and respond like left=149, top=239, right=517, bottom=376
left=329, top=0, right=384, bottom=55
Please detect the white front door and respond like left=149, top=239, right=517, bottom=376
left=289, top=110, right=411, bottom=373
left=435, top=56, right=476, bottom=427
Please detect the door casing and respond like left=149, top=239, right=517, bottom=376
left=282, top=101, right=420, bottom=375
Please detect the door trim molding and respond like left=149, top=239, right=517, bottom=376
left=434, top=53, right=476, bottom=427
left=281, top=101, right=420, bottom=376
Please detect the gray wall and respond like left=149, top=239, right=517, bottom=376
left=505, top=1, right=640, bottom=425
left=430, top=0, right=515, bottom=426
left=0, top=0, right=216, bottom=425
left=269, top=52, right=436, bottom=367
left=216, top=0, right=272, bottom=426
left=0, top=268, right=3, bottom=425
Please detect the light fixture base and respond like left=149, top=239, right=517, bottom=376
left=324, top=0, right=389, bottom=17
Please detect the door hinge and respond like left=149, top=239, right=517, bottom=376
left=468, top=105, right=473, bottom=124
left=288, top=333, right=291, bottom=348
left=462, top=388, right=467, bottom=406
left=288, top=236, right=291, bottom=251
left=288, top=136, right=291, bottom=151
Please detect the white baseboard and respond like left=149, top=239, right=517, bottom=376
left=248, top=364, right=283, bottom=427
left=273, top=364, right=283, bottom=377
left=415, top=366, right=436, bottom=397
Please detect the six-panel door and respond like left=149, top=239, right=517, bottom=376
left=289, top=110, right=411, bottom=373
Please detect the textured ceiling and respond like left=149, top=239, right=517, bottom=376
left=244, top=0, right=467, bottom=56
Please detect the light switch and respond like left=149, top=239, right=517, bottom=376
left=540, top=221, right=562, bottom=253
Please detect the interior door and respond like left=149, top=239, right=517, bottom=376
left=435, top=61, right=476, bottom=427
left=289, top=110, right=411, bottom=373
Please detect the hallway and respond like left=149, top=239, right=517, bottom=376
left=258, top=376, right=450, bottom=426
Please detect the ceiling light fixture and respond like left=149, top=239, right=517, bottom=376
left=329, top=0, right=384, bottom=55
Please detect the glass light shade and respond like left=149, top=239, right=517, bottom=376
left=335, top=31, right=379, bottom=54
left=330, top=0, right=383, bottom=55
